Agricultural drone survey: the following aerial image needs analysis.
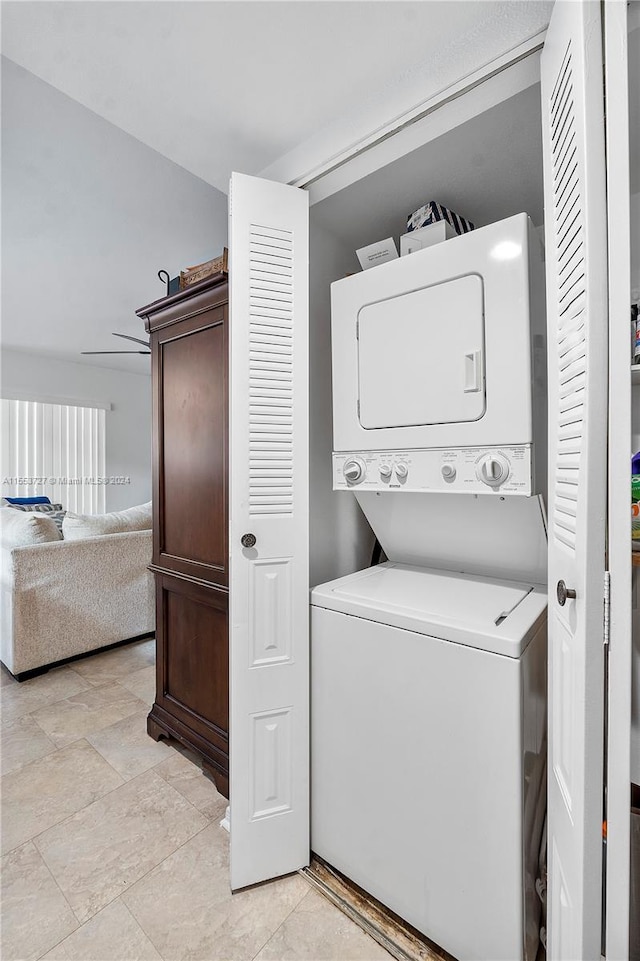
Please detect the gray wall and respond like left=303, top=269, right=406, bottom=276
left=308, top=217, right=374, bottom=588
left=1, top=56, right=228, bottom=374
left=1, top=349, right=152, bottom=512
left=1, top=57, right=229, bottom=514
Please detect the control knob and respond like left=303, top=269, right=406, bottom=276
left=394, top=463, right=408, bottom=479
left=343, top=458, right=365, bottom=484
left=379, top=464, right=392, bottom=480
left=441, top=464, right=456, bottom=480
left=477, top=453, right=510, bottom=488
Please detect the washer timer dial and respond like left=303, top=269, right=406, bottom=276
left=343, top=458, right=366, bottom=484
left=477, top=453, right=510, bottom=488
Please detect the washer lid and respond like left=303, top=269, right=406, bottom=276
left=311, top=562, right=547, bottom=658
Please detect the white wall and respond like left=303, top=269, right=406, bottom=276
left=309, top=218, right=375, bottom=588
left=1, top=349, right=151, bottom=512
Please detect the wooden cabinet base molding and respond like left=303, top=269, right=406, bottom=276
left=147, top=704, right=229, bottom=798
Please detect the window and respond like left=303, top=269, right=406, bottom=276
left=1, top=399, right=107, bottom=514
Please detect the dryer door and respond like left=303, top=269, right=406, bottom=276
left=357, top=274, right=485, bottom=429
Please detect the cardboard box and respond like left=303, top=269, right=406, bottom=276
left=407, top=201, right=474, bottom=235
left=356, top=238, right=399, bottom=271
left=400, top=220, right=456, bottom=256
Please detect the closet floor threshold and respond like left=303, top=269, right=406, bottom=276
left=301, top=855, right=455, bottom=961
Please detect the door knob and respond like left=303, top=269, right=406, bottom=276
left=556, top=580, right=576, bottom=606
left=241, top=533, right=257, bottom=548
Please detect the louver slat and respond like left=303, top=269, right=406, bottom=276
left=248, top=225, right=294, bottom=515
left=551, top=41, right=586, bottom=554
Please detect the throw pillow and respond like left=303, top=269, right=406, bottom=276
left=2, top=496, right=52, bottom=505
left=0, top=508, right=62, bottom=548
left=7, top=502, right=63, bottom=513
left=47, top=511, right=67, bottom=536
left=62, top=502, right=152, bottom=540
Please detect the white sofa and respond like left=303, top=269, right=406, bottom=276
left=1, top=529, right=155, bottom=678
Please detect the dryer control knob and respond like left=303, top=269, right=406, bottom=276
left=394, top=463, right=408, bottom=479
left=379, top=464, right=392, bottom=479
left=478, top=454, right=509, bottom=487
left=343, top=459, right=365, bottom=484
left=441, top=464, right=456, bottom=480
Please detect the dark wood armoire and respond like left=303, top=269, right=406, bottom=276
left=136, top=273, right=229, bottom=798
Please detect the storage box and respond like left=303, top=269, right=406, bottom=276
left=400, top=220, right=456, bottom=256
left=356, top=238, right=399, bottom=271
left=406, top=200, right=474, bottom=235
left=179, top=248, right=228, bottom=289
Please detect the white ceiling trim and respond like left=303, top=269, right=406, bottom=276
left=260, top=28, right=547, bottom=193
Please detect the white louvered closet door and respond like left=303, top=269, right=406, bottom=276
left=541, top=2, right=608, bottom=959
left=228, top=172, right=309, bottom=890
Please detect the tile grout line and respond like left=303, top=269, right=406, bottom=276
left=247, top=882, right=315, bottom=961
left=3, top=737, right=127, bottom=860
left=2, top=731, right=208, bottom=859
left=30, top=763, right=218, bottom=928
left=85, top=708, right=174, bottom=783
left=89, top=809, right=222, bottom=950
left=35, top=838, right=82, bottom=948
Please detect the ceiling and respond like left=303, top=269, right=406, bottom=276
left=1, top=1, right=553, bottom=193
left=0, top=0, right=554, bottom=374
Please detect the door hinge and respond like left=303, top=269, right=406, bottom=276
left=603, top=570, right=611, bottom=648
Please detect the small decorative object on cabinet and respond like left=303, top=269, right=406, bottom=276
left=136, top=272, right=229, bottom=798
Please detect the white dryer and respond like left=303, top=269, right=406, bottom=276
left=311, top=563, right=547, bottom=961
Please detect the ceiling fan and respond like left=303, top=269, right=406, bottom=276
left=81, top=332, right=150, bottom=356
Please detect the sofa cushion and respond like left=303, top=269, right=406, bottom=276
left=63, top=502, right=152, bottom=540
left=0, top=508, right=62, bottom=548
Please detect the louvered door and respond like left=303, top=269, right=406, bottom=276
left=541, top=2, right=608, bottom=958
left=228, top=172, right=309, bottom=890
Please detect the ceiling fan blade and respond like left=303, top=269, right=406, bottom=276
left=112, top=332, right=150, bottom=347
left=81, top=350, right=151, bottom=355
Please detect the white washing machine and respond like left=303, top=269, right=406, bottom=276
left=311, top=213, right=549, bottom=961
left=311, top=563, right=547, bottom=961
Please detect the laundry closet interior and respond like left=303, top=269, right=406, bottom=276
left=225, top=5, right=639, bottom=961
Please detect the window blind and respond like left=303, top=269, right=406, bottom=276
left=0, top=399, right=106, bottom=514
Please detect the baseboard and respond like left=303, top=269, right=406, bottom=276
left=301, top=856, right=455, bottom=961
left=3, top=632, right=155, bottom=682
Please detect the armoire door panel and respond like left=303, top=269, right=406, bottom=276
left=155, top=307, right=228, bottom=586
left=156, top=576, right=229, bottom=744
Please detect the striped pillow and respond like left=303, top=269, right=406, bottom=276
left=7, top=502, right=63, bottom=513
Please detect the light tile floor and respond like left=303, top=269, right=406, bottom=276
left=1, top=639, right=391, bottom=961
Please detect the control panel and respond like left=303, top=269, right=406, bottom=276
left=333, top=446, right=533, bottom=495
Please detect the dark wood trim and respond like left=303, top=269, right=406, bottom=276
left=138, top=274, right=228, bottom=333
left=147, top=564, right=229, bottom=594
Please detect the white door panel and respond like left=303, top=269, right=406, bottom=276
left=541, top=1, right=608, bottom=958
left=228, top=172, right=309, bottom=890
left=603, top=1, right=632, bottom=956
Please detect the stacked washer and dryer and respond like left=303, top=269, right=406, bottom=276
left=311, top=214, right=548, bottom=961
